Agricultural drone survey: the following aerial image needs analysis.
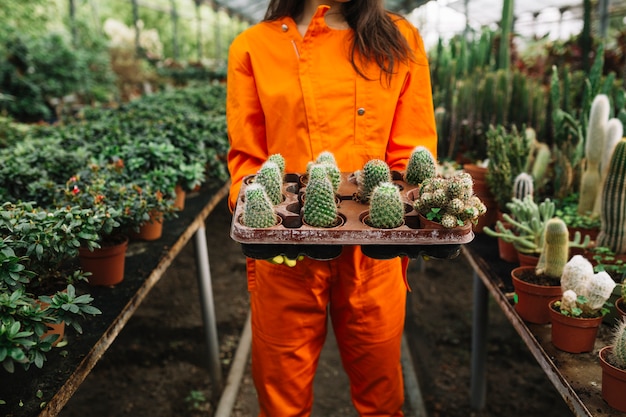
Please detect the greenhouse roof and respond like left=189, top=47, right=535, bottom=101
left=212, top=0, right=587, bottom=24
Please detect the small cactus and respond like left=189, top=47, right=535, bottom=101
left=581, top=271, right=616, bottom=314
left=405, top=146, right=437, bottom=185
left=315, top=151, right=337, bottom=166
left=255, top=161, right=283, bottom=206
left=368, top=182, right=404, bottom=229
left=268, top=153, right=286, bottom=178
left=513, top=172, right=534, bottom=200
left=535, top=218, right=569, bottom=278
left=303, top=174, right=338, bottom=228
left=561, top=254, right=594, bottom=296
left=559, top=255, right=616, bottom=317
left=242, top=183, right=277, bottom=228
left=356, top=159, right=392, bottom=203
left=307, top=153, right=341, bottom=193
left=611, top=319, right=626, bottom=369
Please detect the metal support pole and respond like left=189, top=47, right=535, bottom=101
left=194, top=225, right=223, bottom=396
left=470, top=271, right=488, bottom=409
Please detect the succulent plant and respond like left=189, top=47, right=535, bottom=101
left=306, top=152, right=341, bottom=193
left=404, top=146, right=437, bottom=185
left=315, top=151, right=337, bottom=166
left=611, top=319, right=626, bottom=370
left=368, top=182, right=404, bottom=229
left=535, top=217, right=569, bottom=278
left=558, top=254, right=616, bottom=317
left=254, top=161, right=283, bottom=206
left=303, top=172, right=338, bottom=228
left=414, top=172, right=486, bottom=229
left=268, top=153, right=286, bottom=178
left=597, top=139, right=626, bottom=254
left=356, top=159, right=392, bottom=203
left=242, top=183, right=277, bottom=228
left=513, top=172, right=534, bottom=200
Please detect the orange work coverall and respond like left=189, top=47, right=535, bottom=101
left=226, top=5, right=437, bottom=417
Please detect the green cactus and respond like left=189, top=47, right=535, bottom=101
left=356, top=159, right=392, bottom=203
left=368, top=182, right=404, bottom=229
left=611, top=319, right=626, bottom=369
left=414, top=172, right=486, bottom=228
left=535, top=217, right=569, bottom=278
left=513, top=172, right=534, bottom=200
left=315, top=151, right=337, bottom=166
left=405, top=146, right=437, bottom=185
left=268, top=153, right=286, bottom=178
left=303, top=174, right=338, bottom=228
left=592, top=118, right=624, bottom=215
left=598, top=139, right=626, bottom=254
left=242, top=183, right=277, bottom=228
left=578, top=94, right=609, bottom=215
left=255, top=161, right=283, bottom=206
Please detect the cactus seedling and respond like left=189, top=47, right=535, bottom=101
left=356, top=159, right=392, bottom=203
left=255, top=161, right=283, bottom=206
left=307, top=152, right=341, bottom=193
left=242, top=183, right=277, bottom=228
left=268, top=153, right=286, bottom=178
left=368, top=182, right=404, bottom=229
left=303, top=172, right=338, bottom=228
left=405, top=146, right=437, bottom=185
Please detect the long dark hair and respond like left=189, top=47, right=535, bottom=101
left=264, top=1, right=413, bottom=83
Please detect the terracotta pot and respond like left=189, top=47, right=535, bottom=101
left=174, top=184, right=186, bottom=211
left=37, top=298, right=65, bottom=346
left=549, top=300, right=603, bottom=353
left=79, top=236, right=129, bottom=286
left=599, top=346, right=626, bottom=412
left=495, top=222, right=518, bottom=263
left=517, top=251, right=540, bottom=267
left=511, top=267, right=561, bottom=324
left=418, top=213, right=444, bottom=230
left=616, top=297, right=626, bottom=320
left=132, top=211, right=164, bottom=241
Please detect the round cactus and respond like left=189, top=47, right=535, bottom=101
left=535, top=217, right=569, bottom=278
left=315, top=151, right=337, bottom=166
left=513, top=172, right=534, bottom=200
left=612, top=319, right=626, bottom=369
left=561, top=254, right=594, bottom=296
left=303, top=175, right=338, bottom=228
left=357, top=159, right=391, bottom=203
left=369, top=182, right=404, bottom=229
left=255, top=161, right=283, bottom=206
left=560, top=290, right=579, bottom=315
left=581, top=271, right=616, bottom=314
left=242, top=183, right=277, bottom=228
left=268, top=153, right=286, bottom=177
left=405, top=146, right=437, bottom=185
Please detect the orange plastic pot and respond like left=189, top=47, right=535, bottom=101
left=599, top=346, right=626, bottom=412
left=511, top=267, right=561, bottom=324
left=549, top=300, right=603, bottom=353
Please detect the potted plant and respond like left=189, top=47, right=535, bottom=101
left=554, top=193, right=601, bottom=244
left=549, top=254, right=616, bottom=353
left=599, top=318, right=626, bottom=412
left=413, top=172, right=486, bottom=229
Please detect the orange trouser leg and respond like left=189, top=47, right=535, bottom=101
left=329, top=246, right=406, bottom=417
left=248, top=246, right=407, bottom=417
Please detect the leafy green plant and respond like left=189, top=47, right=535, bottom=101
left=554, top=193, right=601, bottom=230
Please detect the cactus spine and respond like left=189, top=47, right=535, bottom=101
left=513, top=172, right=534, bottom=200
left=578, top=94, right=610, bottom=215
left=405, top=146, right=437, bottom=185
left=255, top=161, right=283, bottom=206
left=559, top=255, right=616, bottom=317
left=268, top=153, right=286, bottom=178
left=242, top=183, right=277, bottom=228
left=356, top=159, right=392, bottom=203
left=535, top=217, right=569, bottom=278
left=561, top=254, right=594, bottom=296
left=303, top=171, right=338, bottom=228
left=581, top=271, right=616, bottom=315
left=597, top=139, right=626, bottom=254
left=369, top=182, right=404, bottom=229
left=612, top=319, right=626, bottom=369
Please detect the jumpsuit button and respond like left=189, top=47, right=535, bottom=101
left=357, top=108, right=366, bottom=116
left=281, top=24, right=288, bottom=32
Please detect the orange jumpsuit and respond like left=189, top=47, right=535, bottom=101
left=226, top=5, right=437, bottom=417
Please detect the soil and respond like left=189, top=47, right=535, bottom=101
left=57, top=197, right=575, bottom=417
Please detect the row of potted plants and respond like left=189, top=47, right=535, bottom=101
left=0, top=84, right=229, bottom=374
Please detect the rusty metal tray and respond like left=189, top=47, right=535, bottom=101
left=230, top=171, right=474, bottom=260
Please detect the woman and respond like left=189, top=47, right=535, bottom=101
left=226, top=1, right=437, bottom=415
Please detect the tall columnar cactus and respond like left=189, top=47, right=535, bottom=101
left=356, top=159, right=392, bottom=203
left=593, top=118, right=624, bottom=215
left=597, top=139, right=626, bottom=254
left=513, top=172, right=534, bottom=200
left=255, top=161, right=283, bottom=206
left=535, top=217, right=569, bottom=278
left=578, top=94, right=610, bottom=215
left=369, top=182, right=404, bottom=229
left=303, top=174, right=338, bottom=228
left=405, top=146, right=436, bottom=185
left=242, top=183, right=277, bottom=228
left=612, top=319, right=626, bottom=369
left=268, top=153, right=286, bottom=178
